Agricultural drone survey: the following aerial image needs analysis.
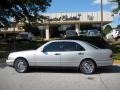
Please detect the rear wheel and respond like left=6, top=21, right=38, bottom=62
left=14, top=58, right=29, bottom=73
left=80, top=59, right=96, bottom=74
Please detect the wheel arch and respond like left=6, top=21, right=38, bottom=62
left=14, top=57, right=29, bottom=67
left=79, top=58, right=97, bottom=68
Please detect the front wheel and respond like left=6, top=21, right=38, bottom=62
left=79, top=59, right=96, bottom=74
left=14, top=58, right=29, bottom=73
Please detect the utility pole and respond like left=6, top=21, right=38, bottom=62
left=101, top=0, right=103, bottom=32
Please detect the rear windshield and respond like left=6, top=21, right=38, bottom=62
left=84, top=42, right=99, bottom=49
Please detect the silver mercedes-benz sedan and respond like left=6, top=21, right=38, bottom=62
left=6, top=40, right=113, bottom=74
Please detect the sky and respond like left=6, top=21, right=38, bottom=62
left=46, top=0, right=120, bottom=27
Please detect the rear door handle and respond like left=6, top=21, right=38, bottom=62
left=78, top=53, right=84, bottom=55
left=54, top=53, right=61, bottom=55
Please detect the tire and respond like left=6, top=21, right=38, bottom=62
left=79, top=59, right=96, bottom=74
left=14, top=58, right=29, bottom=73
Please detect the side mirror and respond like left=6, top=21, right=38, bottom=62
left=42, top=49, right=47, bottom=52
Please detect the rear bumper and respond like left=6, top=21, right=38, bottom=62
left=96, top=59, right=114, bottom=67
left=6, top=59, right=14, bottom=66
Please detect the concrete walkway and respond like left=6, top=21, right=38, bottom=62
left=0, top=63, right=120, bottom=90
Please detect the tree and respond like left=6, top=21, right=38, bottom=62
left=116, top=24, right=120, bottom=28
left=0, top=0, right=52, bottom=27
left=109, top=0, right=120, bottom=13
left=103, top=25, right=112, bottom=35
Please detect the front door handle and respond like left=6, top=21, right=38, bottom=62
left=54, top=53, right=61, bottom=55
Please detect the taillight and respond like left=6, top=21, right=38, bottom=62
left=110, top=54, right=113, bottom=58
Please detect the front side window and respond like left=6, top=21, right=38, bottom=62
left=43, top=42, right=61, bottom=52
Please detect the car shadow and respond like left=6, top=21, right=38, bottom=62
left=29, top=67, right=79, bottom=73
left=0, top=63, right=120, bottom=74
left=28, top=65, right=120, bottom=74
left=95, top=65, right=120, bottom=74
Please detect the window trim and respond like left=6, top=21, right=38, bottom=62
left=43, top=41, right=85, bottom=52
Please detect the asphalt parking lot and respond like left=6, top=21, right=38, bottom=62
left=0, top=63, right=120, bottom=90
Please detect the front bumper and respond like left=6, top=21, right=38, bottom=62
left=6, top=60, right=14, bottom=66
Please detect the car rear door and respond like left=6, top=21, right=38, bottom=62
left=60, top=42, right=85, bottom=67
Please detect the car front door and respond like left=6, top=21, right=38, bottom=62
left=36, top=42, right=61, bottom=66
left=60, top=42, right=85, bottom=67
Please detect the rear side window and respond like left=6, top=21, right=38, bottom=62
left=61, top=42, right=85, bottom=51
left=21, top=34, right=28, bottom=38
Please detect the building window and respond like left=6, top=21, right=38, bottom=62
left=87, top=15, right=94, bottom=21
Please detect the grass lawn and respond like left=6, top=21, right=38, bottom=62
left=0, top=39, right=120, bottom=61
left=109, top=40, right=120, bottom=60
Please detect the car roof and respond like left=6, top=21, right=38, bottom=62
left=38, top=40, right=98, bottom=51
left=50, top=39, right=83, bottom=44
